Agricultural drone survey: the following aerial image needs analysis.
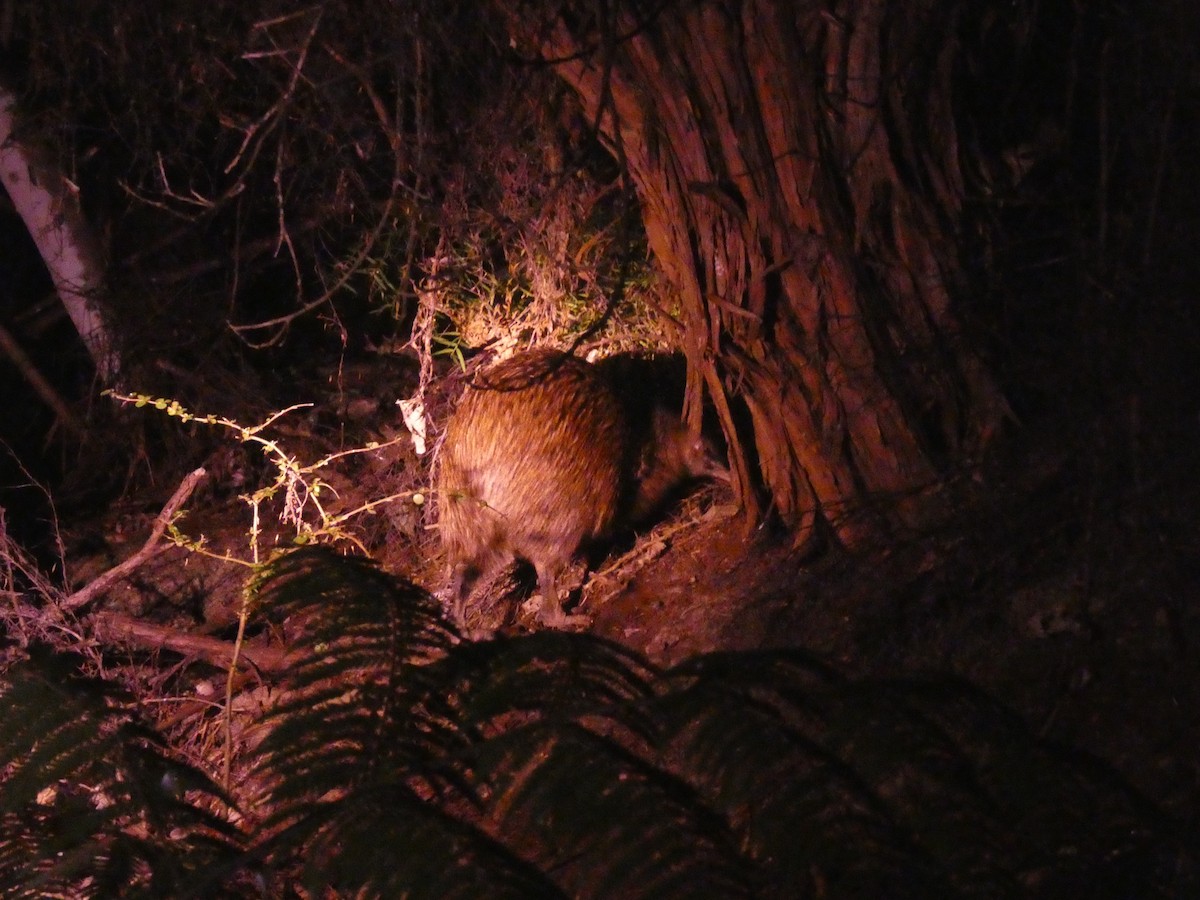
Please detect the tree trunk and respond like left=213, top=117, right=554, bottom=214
left=506, top=0, right=1010, bottom=546
left=0, top=85, right=119, bottom=386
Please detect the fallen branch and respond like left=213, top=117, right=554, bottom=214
left=61, top=467, right=207, bottom=612
left=90, top=611, right=289, bottom=673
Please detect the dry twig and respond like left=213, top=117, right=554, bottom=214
left=60, top=468, right=208, bottom=612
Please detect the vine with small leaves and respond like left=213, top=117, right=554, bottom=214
left=106, top=389, right=424, bottom=785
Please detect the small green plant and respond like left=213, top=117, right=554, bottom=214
left=106, top=391, right=416, bottom=560
left=105, top=390, right=424, bottom=785
left=431, top=322, right=468, bottom=370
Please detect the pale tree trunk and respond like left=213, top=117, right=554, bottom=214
left=505, top=0, right=1010, bottom=546
left=1, top=85, right=119, bottom=386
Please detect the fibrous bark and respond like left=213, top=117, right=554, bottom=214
left=507, top=0, right=1010, bottom=545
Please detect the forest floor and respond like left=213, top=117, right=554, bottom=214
left=24, top=348, right=1200, bottom=838
left=592, top=474, right=1200, bottom=825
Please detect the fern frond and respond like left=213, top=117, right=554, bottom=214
left=250, top=550, right=727, bottom=897
left=251, top=548, right=558, bottom=895
left=860, top=678, right=1195, bottom=898
left=654, top=651, right=1198, bottom=898
left=438, top=631, right=658, bottom=735
left=246, top=551, right=1198, bottom=898
left=248, top=545, right=456, bottom=664
left=479, top=721, right=752, bottom=899
left=439, top=636, right=749, bottom=896
left=654, top=651, right=952, bottom=897
left=251, top=547, right=468, bottom=811
left=285, top=783, right=566, bottom=899
left=0, top=647, right=243, bottom=897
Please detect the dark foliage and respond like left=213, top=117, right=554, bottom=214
left=0, top=647, right=243, bottom=897
left=2, top=548, right=1196, bottom=896
left=244, top=548, right=1198, bottom=898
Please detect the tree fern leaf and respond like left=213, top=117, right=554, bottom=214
left=653, top=664, right=945, bottom=895
left=479, top=722, right=752, bottom=899
left=243, top=550, right=1197, bottom=898
left=0, top=648, right=243, bottom=896
left=436, top=631, right=658, bottom=739
left=292, top=784, right=566, bottom=899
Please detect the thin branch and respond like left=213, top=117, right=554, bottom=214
left=229, top=156, right=404, bottom=342
left=60, top=468, right=208, bottom=612
left=0, top=320, right=83, bottom=434
left=225, top=8, right=323, bottom=176
left=138, top=216, right=322, bottom=286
